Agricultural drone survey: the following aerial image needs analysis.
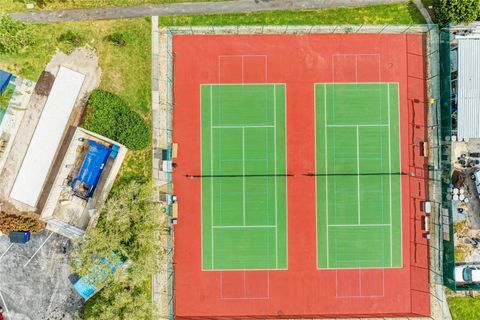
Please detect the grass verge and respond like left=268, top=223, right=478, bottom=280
left=159, top=2, right=426, bottom=25
left=448, top=297, right=480, bottom=320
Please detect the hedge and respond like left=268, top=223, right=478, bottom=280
left=84, top=90, right=150, bottom=150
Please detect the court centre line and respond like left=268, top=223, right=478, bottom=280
left=324, top=84, right=329, bottom=268
left=210, top=85, right=214, bottom=269
left=0, top=243, right=13, bottom=263
left=0, top=290, right=10, bottom=320
left=212, top=125, right=275, bottom=129
left=357, top=125, right=361, bottom=225
left=326, top=124, right=388, bottom=127
left=328, top=224, right=390, bottom=227
left=274, top=84, right=278, bottom=268
left=23, top=231, right=54, bottom=268
left=388, top=84, right=393, bottom=267
left=243, top=127, right=246, bottom=226
left=212, top=225, right=276, bottom=228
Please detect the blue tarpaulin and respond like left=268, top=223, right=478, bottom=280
left=0, top=70, right=12, bottom=94
left=71, top=140, right=111, bottom=199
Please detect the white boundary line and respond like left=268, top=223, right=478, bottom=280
left=388, top=83, right=393, bottom=267
left=328, top=224, right=390, bottom=227
left=200, top=86, right=204, bottom=270
left=0, top=243, right=13, bottom=263
left=397, top=82, right=403, bottom=268
left=212, top=125, right=274, bottom=128
left=0, top=290, right=10, bottom=320
left=201, top=82, right=288, bottom=272
left=326, top=124, right=388, bottom=127
left=314, top=81, right=403, bottom=270
left=274, top=84, right=278, bottom=269
left=314, top=83, right=318, bottom=269
left=23, top=231, right=54, bottom=268
left=213, top=225, right=276, bottom=229
left=324, top=84, right=329, bottom=268
left=356, top=125, right=361, bottom=225
left=210, top=85, right=214, bottom=269
left=242, top=127, right=246, bottom=226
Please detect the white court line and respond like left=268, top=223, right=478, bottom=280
left=212, top=125, right=274, bottom=129
left=0, top=243, right=13, bottom=263
left=210, top=85, right=214, bottom=269
left=357, top=125, right=361, bottom=225
left=242, top=127, right=246, bottom=226
left=314, top=84, right=318, bottom=269
left=388, top=84, right=393, bottom=267
left=274, top=84, right=278, bottom=269
left=328, top=224, right=390, bottom=227
left=0, top=290, right=10, bottom=320
left=324, top=84, right=329, bottom=268
left=326, top=124, right=388, bottom=128
left=23, top=232, right=54, bottom=268
left=213, top=225, right=276, bottom=229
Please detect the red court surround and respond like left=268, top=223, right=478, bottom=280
left=172, top=33, right=430, bottom=319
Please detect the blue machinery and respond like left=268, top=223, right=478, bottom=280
left=71, top=140, right=119, bottom=199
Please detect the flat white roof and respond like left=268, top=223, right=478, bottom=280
left=457, top=39, right=480, bottom=139
left=10, top=66, right=85, bottom=207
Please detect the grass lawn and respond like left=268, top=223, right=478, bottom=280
left=0, top=0, right=223, bottom=14
left=448, top=297, right=480, bottom=320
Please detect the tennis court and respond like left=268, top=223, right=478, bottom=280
left=200, top=84, right=287, bottom=270
left=315, top=83, right=402, bottom=269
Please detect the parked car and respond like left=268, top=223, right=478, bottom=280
left=455, top=265, right=480, bottom=284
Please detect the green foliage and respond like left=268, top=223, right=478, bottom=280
left=0, top=16, right=33, bottom=54
left=58, top=30, right=85, bottom=47
left=70, top=182, right=161, bottom=319
left=106, top=32, right=127, bottom=47
left=435, top=0, right=480, bottom=24
left=84, top=90, right=150, bottom=150
left=448, top=297, right=480, bottom=319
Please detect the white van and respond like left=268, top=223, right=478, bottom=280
left=455, top=265, right=480, bottom=284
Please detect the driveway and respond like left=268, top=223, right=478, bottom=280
left=0, top=231, right=82, bottom=320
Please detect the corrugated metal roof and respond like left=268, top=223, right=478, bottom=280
left=10, top=66, right=85, bottom=207
left=458, top=39, right=480, bottom=139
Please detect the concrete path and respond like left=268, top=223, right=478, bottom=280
left=411, top=0, right=433, bottom=24
left=11, top=0, right=406, bottom=23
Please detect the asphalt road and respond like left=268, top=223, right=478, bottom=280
left=10, top=0, right=406, bottom=23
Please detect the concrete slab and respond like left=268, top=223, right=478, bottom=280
left=0, top=231, right=82, bottom=320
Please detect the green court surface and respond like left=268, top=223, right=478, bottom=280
left=315, top=83, right=402, bottom=269
left=201, top=84, right=287, bottom=270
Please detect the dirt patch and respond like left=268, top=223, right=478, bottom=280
left=34, top=71, right=55, bottom=96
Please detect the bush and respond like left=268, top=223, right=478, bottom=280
left=0, top=16, right=34, bottom=54
left=435, top=0, right=480, bottom=25
left=0, top=212, right=45, bottom=233
left=58, top=30, right=85, bottom=47
left=84, top=90, right=150, bottom=150
left=106, top=32, right=126, bottom=47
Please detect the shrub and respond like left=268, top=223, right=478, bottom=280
left=106, top=32, right=126, bottom=47
left=435, top=0, right=480, bottom=25
left=58, top=30, right=84, bottom=47
left=0, top=212, right=45, bottom=234
left=84, top=90, right=150, bottom=150
left=0, top=16, right=34, bottom=54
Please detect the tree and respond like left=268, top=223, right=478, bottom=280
left=0, top=16, right=34, bottom=54
left=436, top=0, right=480, bottom=25
left=70, top=182, right=161, bottom=320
